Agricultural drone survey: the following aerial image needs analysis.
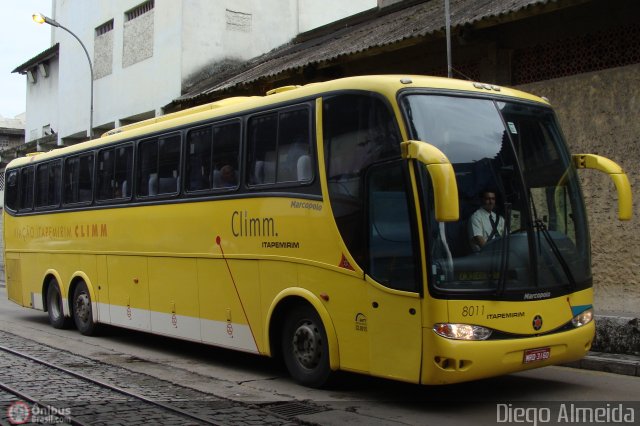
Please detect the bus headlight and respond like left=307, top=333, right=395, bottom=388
left=433, top=323, right=493, bottom=340
left=571, top=308, right=593, bottom=327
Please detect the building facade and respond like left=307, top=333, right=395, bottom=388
left=14, top=0, right=376, bottom=147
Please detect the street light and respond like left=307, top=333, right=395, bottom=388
left=33, top=12, right=94, bottom=140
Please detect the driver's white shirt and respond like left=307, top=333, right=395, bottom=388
left=469, top=208, right=505, bottom=251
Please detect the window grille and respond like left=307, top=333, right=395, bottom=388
left=95, top=19, right=114, bottom=37
left=513, top=22, right=640, bottom=84
left=125, top=0, right=154, bottom=22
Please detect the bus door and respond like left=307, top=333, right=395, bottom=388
left=365, top=161, right=423, bottom=383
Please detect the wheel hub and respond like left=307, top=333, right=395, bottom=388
left=75, top=293, right=90, bottom=323
left=292, top=322, right=322, bottom=369
left=50, top=292, right=61, bottom=318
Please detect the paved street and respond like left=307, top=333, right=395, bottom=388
left=1, top=284, right=639, bottom=425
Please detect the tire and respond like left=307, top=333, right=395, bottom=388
left=281, top=305, right=332, bottom=388
left=46, top=281, right=70, bottom=329
left=72, top=282, right=99, bottom=336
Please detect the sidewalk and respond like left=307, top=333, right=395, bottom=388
left=565, top=351, right=640, bottom=377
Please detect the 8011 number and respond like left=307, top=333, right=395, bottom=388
left=461, top=305, right=485, bottom=317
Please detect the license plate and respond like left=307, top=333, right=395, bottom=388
left=523, top=347, right=551, bottom=364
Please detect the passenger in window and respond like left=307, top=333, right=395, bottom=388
left=218, top=164, right=237, bottom=188
left=469, top=190, right=505, bottom=252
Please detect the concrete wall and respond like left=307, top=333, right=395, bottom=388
left=519, top=63, right=640, bottom=315
left=24, top=56, right=59, bottom=143
left=181, top=0, right=376, bottom=95
left=180, top=0, right=298, bottom=89
left=298, top=0, right=376, bottom=33
left=52, top=0, right=183, bottom=139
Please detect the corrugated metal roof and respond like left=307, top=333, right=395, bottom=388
left=12, top=44, right=60, bottom=74
left=174, top=0, right=564, bottom=104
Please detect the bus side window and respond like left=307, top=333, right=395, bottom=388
left=115, top=145, right=133, bottom=198
left=5, top=170, right=19, bottom=211
left=97, top=148, right=115, bottom=200
left=247, top=108, right=312, bottom=187
left=97, top=145, right=132, bottom=201
left=211, top=121, right=241, bottom=189
left=277, top=109, right=312, bottom=183
left=186, top=127, right=213, bottom=192
left=35, top=160, right=62, bottom=208
left=323, top=93, right=401, bottom=267
left=367, top=161, right=418, bottom=292
left=138, top=134, right=180, bottom=197
left=247, top=114, right=277, bottom=185
left=158, top=135, right=181, bottom=194
left=19, top=166, right=35, bottom=211
left=64, top=153, right=94, bottom=204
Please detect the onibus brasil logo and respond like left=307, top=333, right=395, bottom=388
left=7, top=400, right=71, bottom=425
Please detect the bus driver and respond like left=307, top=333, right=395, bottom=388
left=469, top=190, right=505, bottom=252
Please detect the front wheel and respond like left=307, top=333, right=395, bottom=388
left=281, top=305, right=332, bottom=388
left=72, top=282, right=99, bottom=336
left=46, top=281, right=70, bottom=329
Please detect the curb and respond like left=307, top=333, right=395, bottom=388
left=564, top=351, right=640, bottom=377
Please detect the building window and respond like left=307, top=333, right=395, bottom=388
left=125, top=0, right=154, bottom=22
left=123, top=1, right=155, bottom=68
left=95, top=20, right=114, bottom=36
left=95, top=19, right=114, bottom=79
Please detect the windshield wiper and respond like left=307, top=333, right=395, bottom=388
left=496, top=203, right=511, bottom=295
left=533, top=218, right=577, bottom=290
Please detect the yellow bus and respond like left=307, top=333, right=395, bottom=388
left=3, top=75, right=632, bottom=387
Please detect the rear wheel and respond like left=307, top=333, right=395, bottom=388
left=72, top=282, right=98, bottom=336
left=281, top=305, right=332, bottom=388
left=46, top=281, right=70, bottom=329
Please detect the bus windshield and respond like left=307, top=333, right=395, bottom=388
left=401, top=94, right=591, bottom=298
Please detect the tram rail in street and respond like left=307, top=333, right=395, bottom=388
left=0, top=331, right=315, bottom=425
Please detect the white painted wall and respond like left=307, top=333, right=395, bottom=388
left=181, top=0, right=300, bottom=87
left=25, top=0, right=376, bottom=145
left=52, top=0, right=184, bottom=140
left=24, top=56, right=59, bottom=143
left=298, top=0, right=376, bottom=33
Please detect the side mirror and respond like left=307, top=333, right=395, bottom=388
left=401, top=140, right=459, bottom=222
left=573, top=154, right=632, bottom=221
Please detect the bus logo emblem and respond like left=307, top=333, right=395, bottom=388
left=532, top=315, right=543, bottom=331
left=355, top=313, right=367, bottom=332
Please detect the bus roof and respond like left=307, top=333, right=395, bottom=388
left=6, top=75, right=548, bottom=169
